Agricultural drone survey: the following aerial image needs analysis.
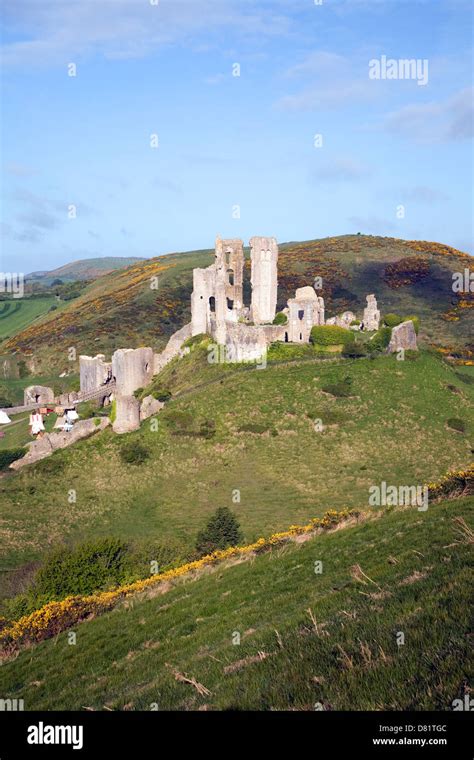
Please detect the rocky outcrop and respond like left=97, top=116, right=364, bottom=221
left=387, top=320, right=418, bottom=353
left=140, top=395, right=164, bottom=420
left=10, top=418, right=110, bottom=470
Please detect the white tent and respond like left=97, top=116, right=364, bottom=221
left=0, top=410, right=12, bottom=424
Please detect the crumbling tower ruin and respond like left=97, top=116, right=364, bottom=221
left=250, top=236, right=278, bottom=325
left=363, top=294, right=381, bottom=331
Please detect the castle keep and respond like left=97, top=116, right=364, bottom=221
left=77, top=234, right=407, bottom=435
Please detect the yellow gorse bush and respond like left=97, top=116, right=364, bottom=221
left=2, top=464, right=471, bottom=651
left=0, top=509, right=359, bottom=648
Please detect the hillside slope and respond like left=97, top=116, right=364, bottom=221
left=1, top=348, right=472, bottom=576
left=3, top=236, right=473, bottom=374
left=26, top=256, right=146, bottom=284
left=1, top=495, right=472, bottom=711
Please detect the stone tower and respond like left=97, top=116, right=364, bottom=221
left=250, top=236, right=278, bottom=324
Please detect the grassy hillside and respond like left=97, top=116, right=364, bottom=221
left=27, top=256, right=146, bottom=284
left=0, top=348, right=472, bottom=577
left=0, top=296, right=64, bottom=342
left=3, top=236, right=473, bottom=374
left=0, top=494, right=472, bottom=710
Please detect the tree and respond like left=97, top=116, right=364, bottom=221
left=195, top=507, right=243, bottom=556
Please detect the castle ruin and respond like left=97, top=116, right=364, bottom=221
left=79, top=235, right=390, bottom=434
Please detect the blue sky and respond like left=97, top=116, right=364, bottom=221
left=1, top=0, right=472, bottom=273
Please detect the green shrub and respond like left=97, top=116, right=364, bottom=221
left=133, top=387, right=144, bottom=399
left=183, top=333, right=208, bottom=349
left=321, top=376, right=354, bottom=398
left=447, top=418, right=467, bottom=433
left=32, top=538, right=128, bottom=600
left=368, top=326, right=392, bottom=353
left=152, top=389, right=172, bottom=402
left=120, top=441, right=150, bottom=465
left=273, top=312, right=288, bottom=325
left=195, top=507, right=243, bottom=556
left=342, top=343, right=367, bottom=358
left=0, top=448, right=26, bottom=471
left=383, top=313, right=403, bottom=328
left=310, top=325, right=355, bottom=347
left=350, top=319, right=361, bottom=326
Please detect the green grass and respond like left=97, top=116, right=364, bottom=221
left=0, top=412, right=58, bottom=451
left=0, top=495, right=472, bottom=710
left=0, top=349, right=472, bottom=578
left=0, top=297, right=65, bottom=341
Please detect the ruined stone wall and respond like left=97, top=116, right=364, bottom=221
left=23, top=385, right=55, bottom=406
left=225, top=322, right=268, bottom=362
left=216, top=236, right=244, bottom=311
left=250, top=236, right=278, bottom=324
left=79, top=354, right=112, bottom=393
left=286, top=287, right=325, bottom=343
left=191, top=266, right=216, bottom=336
left=112, top=347, right=154, bottom=397
left=153, top=323, right=192, bottom=375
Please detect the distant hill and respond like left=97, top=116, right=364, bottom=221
left=4, top=235, right=473, bottom=374
left=26, top=256, right=146, bottom=284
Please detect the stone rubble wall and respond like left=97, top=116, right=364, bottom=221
left=10, top=417, right=110, bottom=470
left=23, top=385, right=55, bottom=406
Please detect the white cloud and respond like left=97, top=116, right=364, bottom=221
left=1, top=0, right=292, bottom=67
left=312, top=157, right=371, bottom=182
left=380, top=87, right=474, bottom=142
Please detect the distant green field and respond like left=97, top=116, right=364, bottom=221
left=0, top=297, right=62, bottom=340
left=1, top=494, right=471, bottom=710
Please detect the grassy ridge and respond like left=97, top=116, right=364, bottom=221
left=0, top=495, right=471, bottom=710
left=2, top=236, right=473, bottom=373
left=0, top=349, right=472, bottom=577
